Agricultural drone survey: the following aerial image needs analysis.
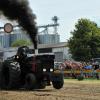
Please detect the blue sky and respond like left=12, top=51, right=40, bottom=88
left=29, top=0, right=100, bottom=42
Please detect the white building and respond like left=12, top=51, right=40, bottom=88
left=0, top=42, right=71, bottom=62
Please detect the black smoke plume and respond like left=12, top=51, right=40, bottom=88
left=0, top=0, right=38, bottom=49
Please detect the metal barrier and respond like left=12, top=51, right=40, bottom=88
left=61, top=69, right=100, bottom=79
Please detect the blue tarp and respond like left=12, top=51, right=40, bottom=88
left=84, top=65, right=92, bottom=69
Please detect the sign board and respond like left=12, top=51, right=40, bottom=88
left=4, top=23, right=13, bottom=33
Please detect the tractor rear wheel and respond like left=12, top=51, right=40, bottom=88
left=0, top=63, right=9, bottom=89
left=0, top=61, right=20, bottom=89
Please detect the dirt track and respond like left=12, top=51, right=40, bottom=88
left=0, top=80, right=100, bottom=100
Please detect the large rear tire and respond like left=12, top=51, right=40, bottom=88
left=0, top=62, right=6, bottom=89
left=0, top=61, right=20, bottom=89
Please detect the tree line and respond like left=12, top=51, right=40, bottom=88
left=68, top=18, right=100, bottom=61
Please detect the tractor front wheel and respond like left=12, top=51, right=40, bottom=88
left=52, top=81, right=63, bottom=89
left=25, top=73, right=36, bottom=90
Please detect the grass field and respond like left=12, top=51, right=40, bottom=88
left=64, top=79, right=100, bottom=84
left=0, top=79, right=100, bottom=100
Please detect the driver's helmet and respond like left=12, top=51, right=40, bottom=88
left=17, top=46, right=29, bottom=57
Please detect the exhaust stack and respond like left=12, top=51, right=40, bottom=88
left=35, top=49, right=38, bottom=55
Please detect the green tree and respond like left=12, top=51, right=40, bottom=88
left=11, top=39, right=32, bottom=47
left=68, top=18, right=100, bottom=61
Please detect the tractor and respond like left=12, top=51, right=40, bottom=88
left=0, top=46, right=64, bottom=90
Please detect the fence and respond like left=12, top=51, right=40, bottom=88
left=63, top=69, right=100, bottom=79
